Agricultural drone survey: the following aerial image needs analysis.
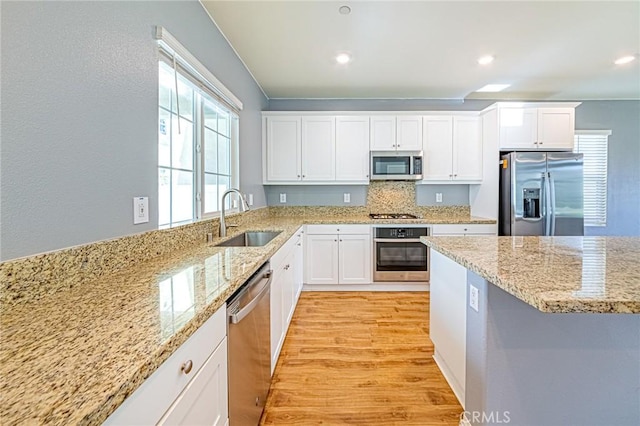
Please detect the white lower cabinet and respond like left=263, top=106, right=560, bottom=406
left=430, top=250, right=467, bottom=407
left=105, top=305, right=228, bottom=425
left=431, top=223, right=497, bottom=236
left=159, top=338, right=228, bottom=426
left=270, top=228, right=304, bottom=374
left=304, top=225, right=371, bottom=285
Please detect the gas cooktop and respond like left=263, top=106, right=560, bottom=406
left=369, top=213, right=418, bottom=219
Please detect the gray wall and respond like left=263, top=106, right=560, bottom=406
left=466, top=271, right=640, bottom=425
left=0, top=1, right=268, bottom=260
left=264, top=184, right=469, bottom=207
left=574, top=101, right=640, bottom=236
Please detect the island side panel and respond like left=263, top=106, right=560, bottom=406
left=466, top=275, right=640, bottom=426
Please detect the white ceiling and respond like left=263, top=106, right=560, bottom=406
left=201, top=0, right=640, bottom=101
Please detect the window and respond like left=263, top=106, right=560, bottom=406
left=156, top=27, right=242, bottom=228
left=574, top=130, right=610, bottom=227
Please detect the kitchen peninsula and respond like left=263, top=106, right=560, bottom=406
left=422, top=236, right=640, bottom=425
left=0, top=206, right=492, bottom=425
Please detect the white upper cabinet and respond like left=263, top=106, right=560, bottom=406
left=453, top=117, right=482, bottom=181
left=370, top=115, right=422, bottom=151
left=264, top=114, right=369, bottom=184
left=301, top=116, right=335, bottom=181
left=335, top=116, right=370, bottom=182
left=423, top=116, right=454, bottom=181
left=370, top=116, right=396, bottom=150
left=396, top=116, right=423, bottom=150
left=499, top=106, right=576, bottom=150
left=265, top=116, right=301, bottom=182
left=423, top=115, right=482, bottom=182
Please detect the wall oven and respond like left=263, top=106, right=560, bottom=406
left=373, top=226, right=430, bottom=282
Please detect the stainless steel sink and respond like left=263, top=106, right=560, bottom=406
left=215, top=231, right=281, bottom=247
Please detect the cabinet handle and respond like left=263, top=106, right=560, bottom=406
left=297, top=243, right=301, bottom=246
left=297, top=175, right=301, bottom=178
left=366, top=174, right=369, bottom=178
left=303, top=175, right=306, bottom=178
left=340, top=239, right=343, bottom=242
left=337, top=228, right=340, bottom=232
left=454, top=174, right=457, bottom=177
left=181, top=360, right=193, bottom=375
left=539, top=141, right=543, bottom=145
left=449, top=174, right=452, bottom=177
left=334, top=239, right=337, bottom=242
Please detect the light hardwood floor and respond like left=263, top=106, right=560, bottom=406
left=261, top=292, right=462, bottom=425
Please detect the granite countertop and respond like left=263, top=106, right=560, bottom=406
left=422, top=236, right=640, bottom=314
left=0, top=212, right=495, bottom=425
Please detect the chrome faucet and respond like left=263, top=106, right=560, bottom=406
left=220, top=188, right=250, bottom=237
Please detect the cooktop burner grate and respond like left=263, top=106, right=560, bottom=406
left=369, top=213, right=418, bottom=219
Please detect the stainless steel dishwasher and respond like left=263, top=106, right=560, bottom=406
left=227, top=262, right=272, bottom=426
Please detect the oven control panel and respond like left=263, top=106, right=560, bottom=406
left=375, top=227, right=429, bottom=239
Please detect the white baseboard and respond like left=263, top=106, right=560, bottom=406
left=303, top=282, right=429, bottom=292
left=433, top=350, right=465, bottom=408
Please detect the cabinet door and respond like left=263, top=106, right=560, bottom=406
left=499, top=108, right=537, bottom=149
left=301, top=116, right=336, bottom=181
left=336, top=116, right=370, bottom=181
left=292, top=234, right=304, bottom=301
left=304, top=234, right=339, bottom=285
left=537, top=108, right=575, bottom=150
left=270, top=267, right=284, bottom=372
left=282, top=251, right=296, bottom=328
left=453, top=116, right=482, bottom=181
left=266, top=117, right=301, bottom=181
left=159, top=338, right=229, bottom=426
left=338, top=234, right=372, bottom=285
left=396, top=116, right=423, bottom=150
left=422, top=116, right=454, bottom=180
left=370, top=116, right=396, bottom=150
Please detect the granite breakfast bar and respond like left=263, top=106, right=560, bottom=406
left=422, top=236, right=640, bottom=426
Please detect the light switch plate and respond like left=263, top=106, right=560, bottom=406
left=133, top=197, right=149, bottom=224
left=470, top=285, right=479, bottom=312
left=436, top=193, right=443, bottom=203
left=248, top=193, right=254, bottom=206
left=279, top=193, right=286, bottom=203
left=343, top=193, right=351, bottom=203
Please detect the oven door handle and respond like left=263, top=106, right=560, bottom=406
left=374, top=238, right=424, bottom=243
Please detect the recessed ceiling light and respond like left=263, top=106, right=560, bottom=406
left=614, top=55, right=636, bottom=65
left=339, top=5, right=351, bottom=15
left=476, top=83, right=511, bottom=93
left=478, top=55, right=494, bottom=65
left=336, top=53, right=351, bottom=64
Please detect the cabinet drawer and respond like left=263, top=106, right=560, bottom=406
left=432, top=224, right=496, bottom=235
left=105, top=305, right=227, bottom=425
left=271, top=227, right=302, bottom=268
left=306, top=224, right=370, bottom=235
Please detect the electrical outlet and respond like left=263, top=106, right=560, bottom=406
left=470, top=285, right=479, bottom=312
left=248, top=193, right=254, bottom=206
left=436, top=193, right=443, bottom=203
left=133, top=197, right=149, bottom=224
left=344, top=193, right=351, bottom=203
left=279, top=193, right=287, bottom=203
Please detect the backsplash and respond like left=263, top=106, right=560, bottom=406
left=264, top=181, right=469, bottom=207
left=0, top=208, right=270, bottom=306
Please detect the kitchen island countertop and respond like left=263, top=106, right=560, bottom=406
left=421, top=235, right=640, bottom=313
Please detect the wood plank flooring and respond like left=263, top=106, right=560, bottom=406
left=260, top=292, right=462, bottom=425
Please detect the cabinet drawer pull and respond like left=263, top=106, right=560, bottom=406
left=181, top=360, right=193, bottom=375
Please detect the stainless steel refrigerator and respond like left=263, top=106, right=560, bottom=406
left=499, top=152, right=584, bottom=236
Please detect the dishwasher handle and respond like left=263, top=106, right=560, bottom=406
left=228, top=270, right=272, bottom=324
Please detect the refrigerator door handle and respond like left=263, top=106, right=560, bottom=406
left=549, top=172, right=557, bottom=236
left=542, top=172, right=552, bottom=236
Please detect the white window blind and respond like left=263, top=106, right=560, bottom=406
left=574, top=130, right=610, bottom=227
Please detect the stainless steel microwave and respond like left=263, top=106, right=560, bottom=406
left=370, top=151, right=423, bottom=180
